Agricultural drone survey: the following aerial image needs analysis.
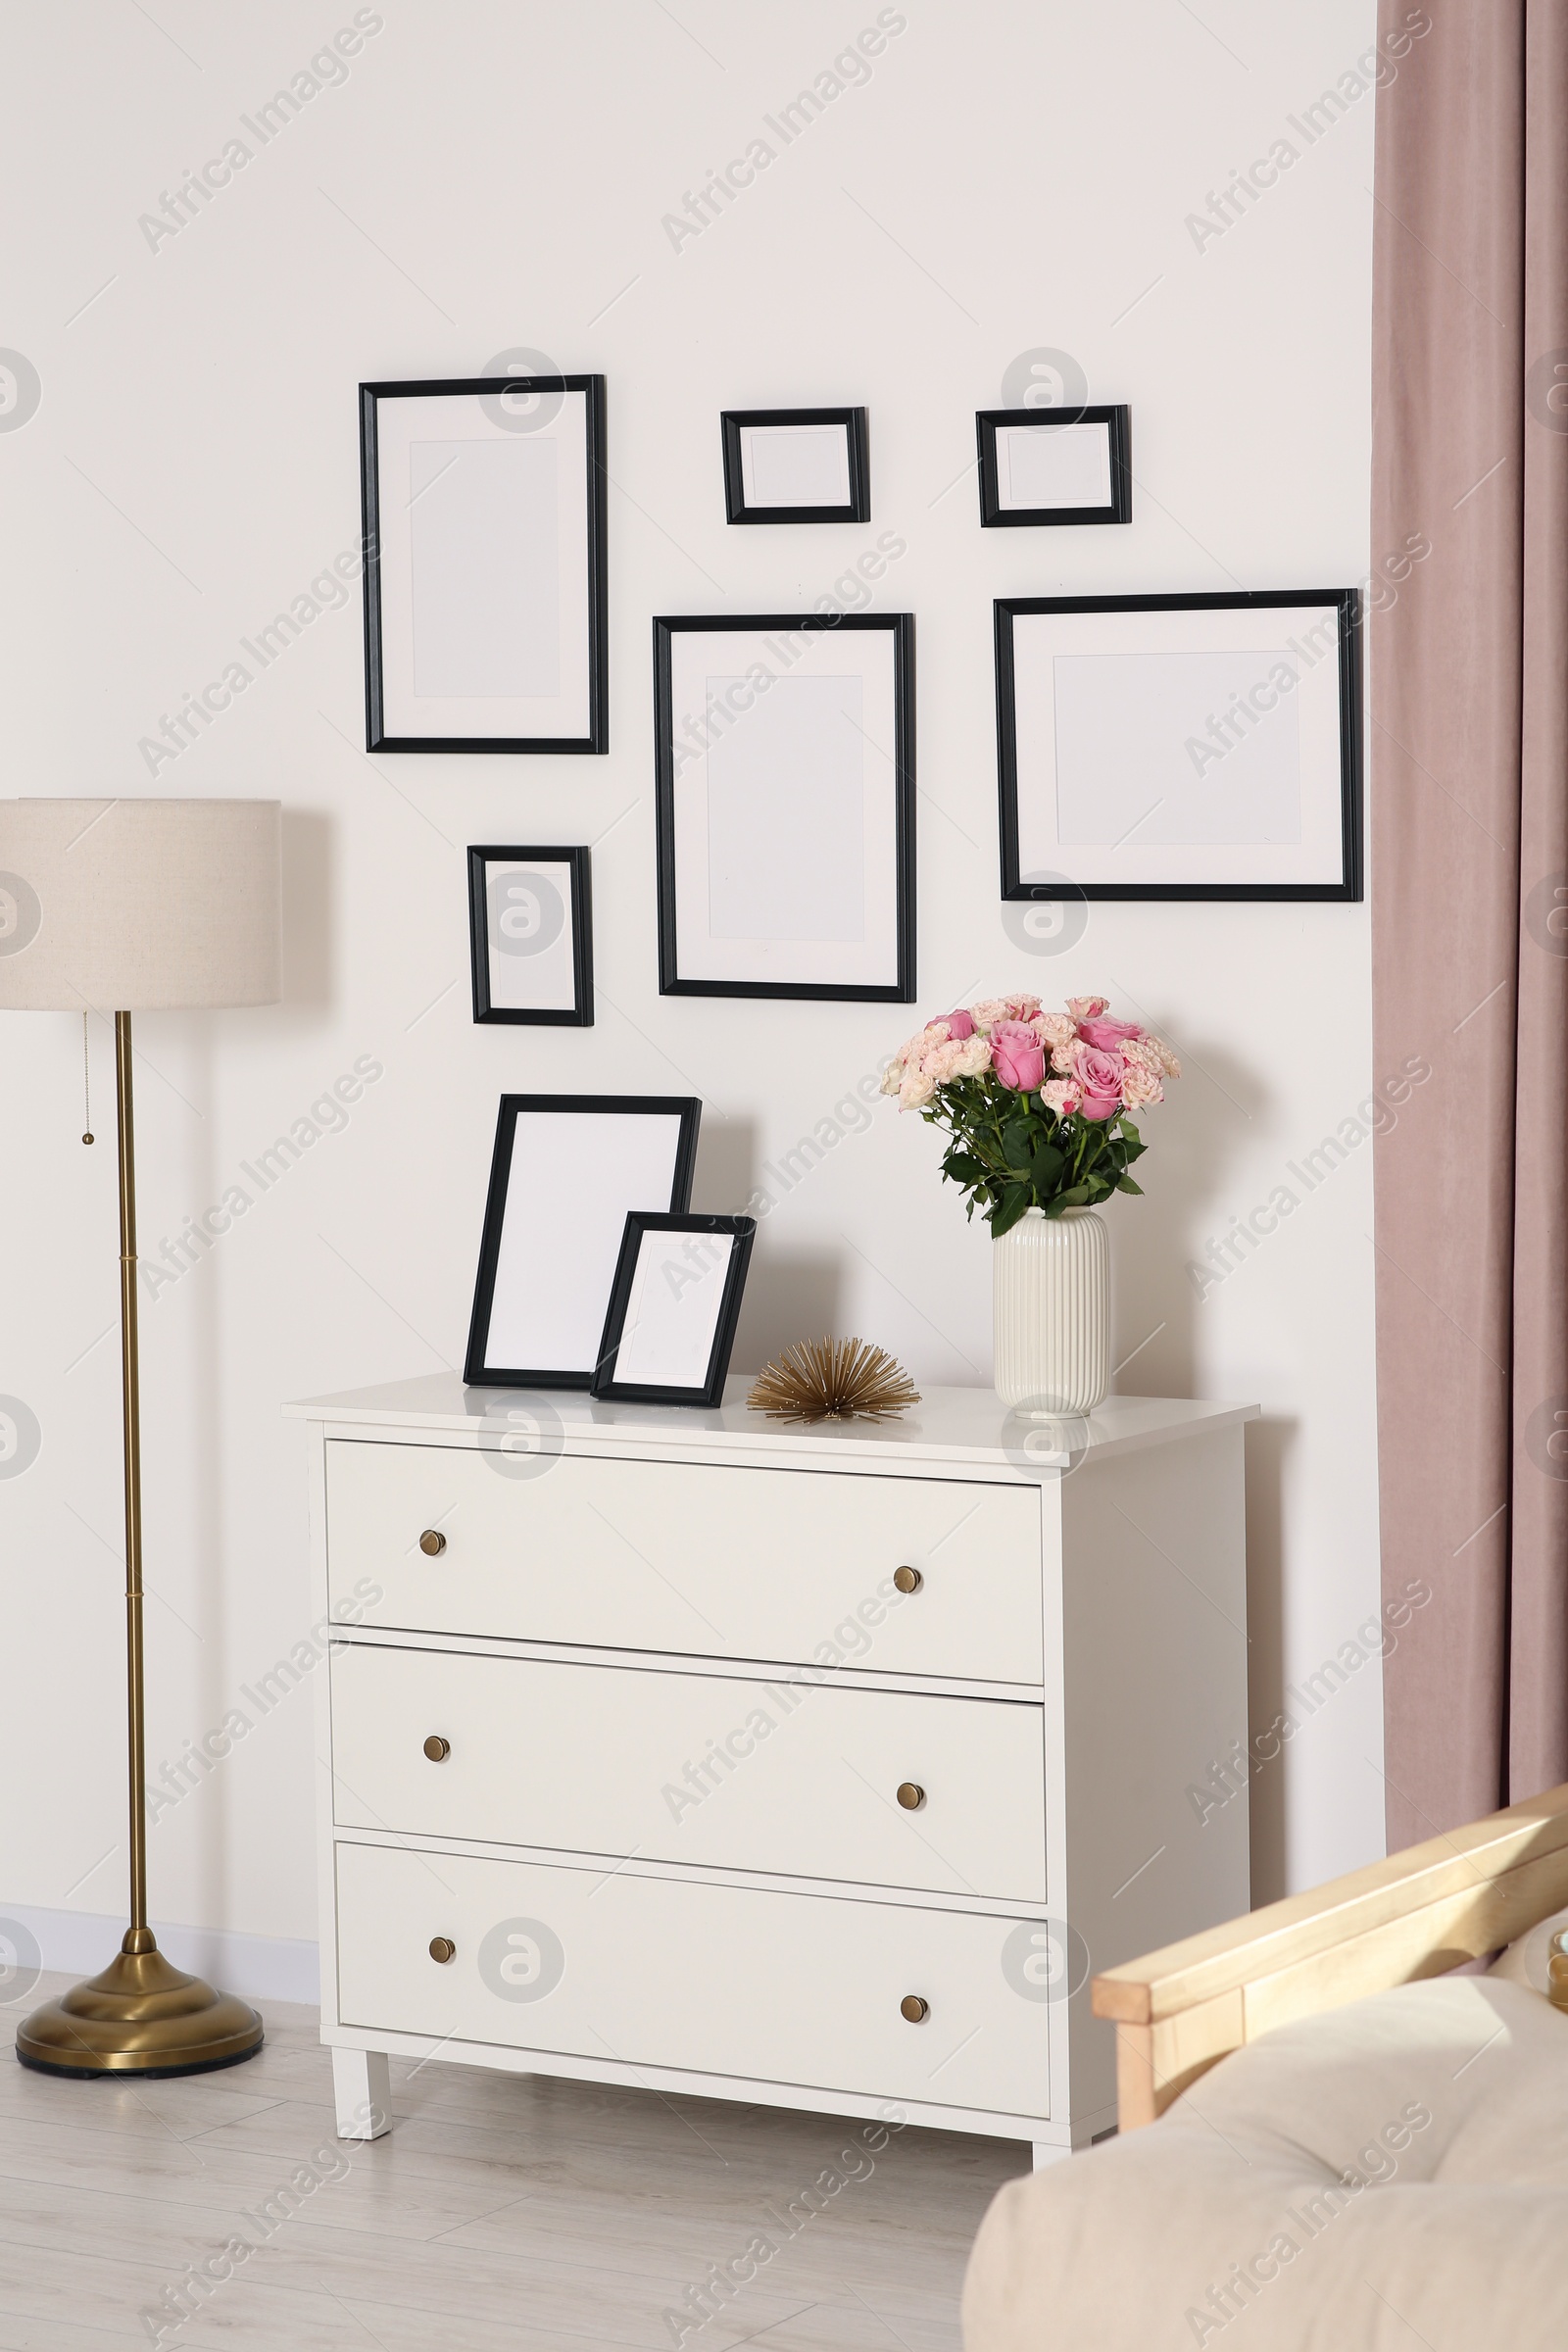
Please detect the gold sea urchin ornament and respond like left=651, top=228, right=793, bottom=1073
left=748, top=1338, right=921, bottom=1425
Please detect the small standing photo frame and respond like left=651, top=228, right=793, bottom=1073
left=976, top=405, right=1131, bottom=527
left=995, top=589, right=1363, bottom=902
left=360, top=374, right=607, bottom=753
left=466, top=1096, right=701, bottom=1389
left=592, top=1213, right=756, bottom=1408
left=720, top=408, right=869, bottom=524
left=467, top=845, right=592, bottom=1026
left=654, top=612, right=915, bottom=1002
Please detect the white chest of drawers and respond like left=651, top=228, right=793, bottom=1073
left=287, top=1375, right=1254, bottom=2169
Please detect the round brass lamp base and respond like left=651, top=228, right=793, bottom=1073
left=16, top=1928, right=264, bottom=2080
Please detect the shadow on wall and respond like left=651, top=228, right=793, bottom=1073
left=691, top=1114, right=843, bottom=1371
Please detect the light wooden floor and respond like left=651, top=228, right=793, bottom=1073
left=0, top=1974, right=1021, bottom=2350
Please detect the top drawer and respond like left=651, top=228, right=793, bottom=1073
left=324, top=1441, right=1044, bottom=1685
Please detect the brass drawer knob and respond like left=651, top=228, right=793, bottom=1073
left=419, top=1529, right=447, bottom=1557
left=429, top=1936, right=457, bottom=1964
left=422, top=1735, right=451, bottom=1762
left=893, top=1565, right=922, bottom=1594
left=900, top=1994, right=929, bottom=2024
left=896, top=1782, right=925, bottom=1811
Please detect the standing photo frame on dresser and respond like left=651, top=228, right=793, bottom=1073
left=360, top=374, right=608, bottom=753
left=996, top=588, right=1363, bottom=902
left=975, top=405, right=1131, bottom=526
left=720, top=408, right=869, bottom=523
left=465, top=1095, right=701, bottom=1389
left=467, top=845, right=593, bottom=1026
left=654, top=612, right=915, bottom=1001
left=592, top=1213, right=756, bottom=1407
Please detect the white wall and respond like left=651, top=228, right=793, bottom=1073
left=0, top=0, right=1384, bottom=1987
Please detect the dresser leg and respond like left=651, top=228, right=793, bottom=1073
left=332, top=2047, right=391, bottom=2139
left=1031, top=2139, right=1068, bottom=2172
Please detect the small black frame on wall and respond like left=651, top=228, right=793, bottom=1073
left=720, top=408, right=870, bottom=524
left=975, top=405, right=1132, bottom=527
left=467, top=846, right=593, bottom=1025
left=359, top=374, right=608, bottom=754
left=995, top=588, right=1363, bottom=903
left=653, top=611, right=915, bottom=1001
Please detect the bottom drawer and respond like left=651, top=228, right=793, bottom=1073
left=334, top=1840, right=1051, bottom=2120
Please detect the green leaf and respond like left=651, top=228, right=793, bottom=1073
left=990, top=1183, right=1031, bottom=1238
left=1043, top=1183, right=1091, bottom=1218
left=1117, top=1174, right=1145, bottom=1195
left=1028, top=1144, right=1065, bottom=1188
left=944, top=1152, right=986, bottom=1184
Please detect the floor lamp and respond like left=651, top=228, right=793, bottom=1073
left=0, top=797, right=280, bottom=2077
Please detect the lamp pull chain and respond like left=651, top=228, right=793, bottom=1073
left=82, top=1013, right=94, bottom=1146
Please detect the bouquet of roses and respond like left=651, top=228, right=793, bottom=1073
left=880, top=993, right=1180, bottom=1235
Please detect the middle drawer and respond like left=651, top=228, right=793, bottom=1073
left=329, top=1642, right=1047, bottom=1902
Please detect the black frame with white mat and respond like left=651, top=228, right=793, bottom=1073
left=653, top=611, right=915, bottom=1002
left=465, top=1095, right=702, bottom=1389
left=996, top=588, right=1363, bottom=903
left=720, top=408, right=869, bottom=524
left=359, top=374, right=608, bottom=754
left=466, top=845, right=593, bottom=1026
left=975, top=404, right=1131, bottom=527
left=591, top=1212, right=756, bottom=1408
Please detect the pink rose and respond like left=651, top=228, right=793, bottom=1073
left=953, top=1031, right=993, bottom=1077
left=939, top=1008, right=976, bottom=1040
left=1041, top=1077, right=1081, bottom=1118
left=991, top=1020, right=1046, bottom=1093
left=1077, top=1014, right=1144, bottom=1052
left=967, top=998, right=1013, bottom=1033
left=1129, top=1032, right=1181, bottom=1079
left=1032, top=1011, right=1077, bottom=1054
left=1066, top=995, right=1108, bottom=1020
left=1121, top=1059, right=1163, bottom=1110
left=1070, top=1039, right=1124, bottom=1120
left=1004, top=993, right=1043, bottom=1020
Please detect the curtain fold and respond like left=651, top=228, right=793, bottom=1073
left=1372, top=0, right=1568, bottom=1850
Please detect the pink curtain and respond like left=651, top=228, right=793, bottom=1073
left=1372, top=0, right=1568, bottom=1848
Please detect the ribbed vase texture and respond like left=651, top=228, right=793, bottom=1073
left=992, top=1207, right=1109, bottom=1414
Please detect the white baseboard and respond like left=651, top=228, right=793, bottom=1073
left=2, top=1904, right=319, bottom=2007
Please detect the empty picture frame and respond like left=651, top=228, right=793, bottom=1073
left=720, top=408, right=869, bottom=523
left=592, top=1213, right=756, bottom=1407
left=467, top=845, right=593, bottom=1025
left=465, top=1095, right=701, bottom=1388
left=976, top=406, right=1131, bottom=526
left=996, top=589, right=1363, bottom=902
left=360, top=374, right=608, bottom=753
left=654, top=612, right=915, bottom=1001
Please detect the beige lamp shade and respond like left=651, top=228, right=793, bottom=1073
left=0, top=798, right=281, bottom=1010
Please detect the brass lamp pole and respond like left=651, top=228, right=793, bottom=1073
left=2, top=799, right=279, bottom=2079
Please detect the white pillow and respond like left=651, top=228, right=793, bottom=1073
left=1488, top=1901, right=1568, bottom=1998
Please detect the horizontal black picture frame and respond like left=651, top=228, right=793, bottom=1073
left=360, top=373, right=608, bottom=754
left=467, top=845, right=593, bottom=1026
left=653, top=611, right=915, bottom=1002
left=976, top=405, right=1131, bottom=527
left=996, top=588, right=1363, bottom=903
left=592, top=1212, right=756, bottom=1409
left=466, top=1094, right=701, bottom=1389
left=720, top=407, right=870, bottom=524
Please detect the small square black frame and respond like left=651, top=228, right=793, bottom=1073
left=975, top=405, right=1131, bottom=527
left=720, top=408, right=869, bottom=524
left=653, top=611, right=916, bottom=1002
left=995, top=588, right=1364, bottom=904
left=465, top=1095, right=702, bottom=1390
left=592, top=1212, right=757, bottom=1408
left=467, top=845, right=593, bottom=1026
left=359, top=374, right=609, bottom=754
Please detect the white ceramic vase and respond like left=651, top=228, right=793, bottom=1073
left=992, top=1205, right=1109, bottom=1414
